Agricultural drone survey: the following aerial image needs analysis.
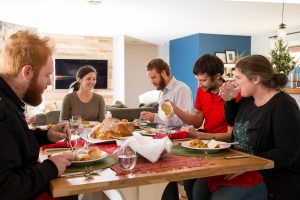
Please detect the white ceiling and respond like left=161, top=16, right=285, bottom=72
left=1, top=0, right=300, bottom=45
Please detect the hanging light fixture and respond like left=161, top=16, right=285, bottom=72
left=278, top=3, right=286, bottom=39
left=87, top=0, right=102, bottom=5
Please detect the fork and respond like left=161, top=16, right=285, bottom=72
left=60, top=167, right=101, bottom=178
left=65, top=136, right=75, bottom=155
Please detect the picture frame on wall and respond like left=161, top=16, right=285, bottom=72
left=225, top=50, right=236, bottom=64
left=215, top=52, right=227, bottom=63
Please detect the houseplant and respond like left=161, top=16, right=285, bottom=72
left=270, top=39, right=295, bottom=75
left=234, top=50, right=247, bottom=63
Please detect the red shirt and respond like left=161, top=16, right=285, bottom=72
left=194, top=87, right=228, bottom=133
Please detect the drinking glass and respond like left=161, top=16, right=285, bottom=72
left=218, top=82, right=239, bottom=101
left=156, top=124, right=168, bottom=135
left=70, top=115, right=81, bottom=132
left=70, top=115, right=81, bottom=146
left=117, top=145, right=137, bottom=171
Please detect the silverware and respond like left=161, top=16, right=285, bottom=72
left=45, top=148, right=72, bottom=152
left=65, top=137, right=75, bottom=155
left=226, top=142, right=239, bottom=145
left=195, top=128, right=204, bottom=132
left=59, top=167, right=101, bottom=178
left=225, top=155, right=249, bottom=159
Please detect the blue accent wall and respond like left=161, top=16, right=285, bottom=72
left=170, top=33, right=251, bottom=100
left=170, top=34, right=200, bottom=95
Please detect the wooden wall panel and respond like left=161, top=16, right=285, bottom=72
left=44, top=33, right=113, bottom=108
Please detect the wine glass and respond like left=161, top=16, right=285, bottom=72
left=117, top=145, right=137, bottom=171
left=70, top=115, right=81, bottom=147
left=70, top=115, right=81, bottom=132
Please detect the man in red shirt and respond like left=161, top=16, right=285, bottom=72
left=171, top=54, right=232, bottom=141
left=164, top=54, right=233, bottom=200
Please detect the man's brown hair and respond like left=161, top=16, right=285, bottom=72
left=146, top=58, right=171, bottom=76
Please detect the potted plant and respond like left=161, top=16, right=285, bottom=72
left=269, top=39, right=296, bottom=75
left=234, top=50, right=247, bottom=64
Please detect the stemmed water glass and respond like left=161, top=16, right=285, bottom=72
left=70, top=115, right=81, bottom=148
left=117, top=144, right=137, bottom=172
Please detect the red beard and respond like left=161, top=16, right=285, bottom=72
left=23, top=76, right=44, bottom=106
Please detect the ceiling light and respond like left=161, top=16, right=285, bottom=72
left=278, top=3, right=286, bottom=39
left=87, top=0, right=102, bottom=5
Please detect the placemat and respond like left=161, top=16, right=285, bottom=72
left=171, top=144, right=230, bottom=157
left=111, top=153, right=215, bottom=176
left=65, top=155, right=117, bottom=173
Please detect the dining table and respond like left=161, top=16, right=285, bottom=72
left=40, top=139, right=274, bottom=198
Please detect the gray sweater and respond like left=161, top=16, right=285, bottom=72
left=61, top=92, right=106, bottom=122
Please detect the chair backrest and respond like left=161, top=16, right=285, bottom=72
left=46, top=110, right=61, bottom=125
left=33, top=113, right=46, bottom=126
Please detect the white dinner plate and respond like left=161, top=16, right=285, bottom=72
left=79, top=121, right=100, bottom=128
left=71, top=151, right=108, bottom=165
left=134, top=129, right=157, bottom=136
left=35, top=125, right=49, bottom=130
left=181, top=140, right=231, bottom=153
left=80, top=134, right=116, bottom=144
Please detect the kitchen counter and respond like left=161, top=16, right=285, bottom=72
left=284, top=88, right=300, bottom=94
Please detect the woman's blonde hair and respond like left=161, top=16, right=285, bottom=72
left=0, top=30, right=54, bottom=77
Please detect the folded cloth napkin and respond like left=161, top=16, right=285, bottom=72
left=154, top=131, right=188, bottom=140
left=120, top=132, right=172, bottom=163
left=41, top=140, right=85, bottom=151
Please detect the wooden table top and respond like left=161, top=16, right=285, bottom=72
left=46, top=149, right=274, bottom=197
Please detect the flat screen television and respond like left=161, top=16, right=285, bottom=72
left=54, top=59, right=108, bottom=89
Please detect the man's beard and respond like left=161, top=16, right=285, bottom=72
left=156, top=74, right=166, bottom=90
left=203, top=84, right=216, bottom=92
left=203, top=77, right=217, bottom=92
left=23, top=76, right=44, bottom=106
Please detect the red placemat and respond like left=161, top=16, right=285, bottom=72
left=94, top=143, right=118, bottom=155
left=111, top=153, right=215, bottom=176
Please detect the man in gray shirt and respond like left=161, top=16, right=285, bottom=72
left=140, top=58, right=194, bottom=128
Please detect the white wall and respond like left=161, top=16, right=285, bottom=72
left=113, top=35, right=125, bottom=104
left=158, top=42, right=170, bottom=63
left=124, top=43, right=158, bottom=107
left=290, top=94, right=300, bottom=107
left=251, top=25, right=300, bottom=56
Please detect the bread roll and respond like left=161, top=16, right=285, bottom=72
left=88, top=148, right=103, bottom=160
left=75, top=153, right=90, bottom=161
left=91, top=117, right=134, bottom=138
left=207, top=139, right=220, bottom=148
left=161, top=102, right=172, bottom=116
left=112, top=122, right=134, bottom=137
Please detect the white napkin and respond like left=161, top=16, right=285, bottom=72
left=120, top=132, right=172, bottom=163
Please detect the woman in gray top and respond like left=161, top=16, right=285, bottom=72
left=61, top=65, right=106, bottom=122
